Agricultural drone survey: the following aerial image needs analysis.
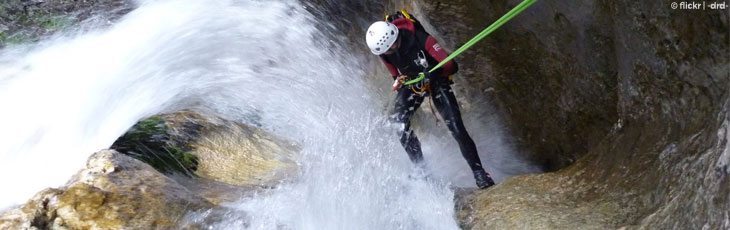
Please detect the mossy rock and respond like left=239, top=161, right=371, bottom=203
left=0, top=30, right=34, bottom=46
left=0, top=0, right=133, bottom=47
left=111, top=116, right=199, bottom=176
left=111, top=111, right=298, bottom=187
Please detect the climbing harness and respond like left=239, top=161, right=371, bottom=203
left=404, top=0, right=537, bottom=85
left=405, top=70, right=442, bottom=123
left=409, top=76, right=429, bottom=96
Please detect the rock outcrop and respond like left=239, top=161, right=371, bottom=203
left=112, top=111, right=299, bottom=188
left=0, top=110, right=299, bottom=229
left=0, top=150, right=213, bottom=229
left=175, top=112, right=298, bottom=187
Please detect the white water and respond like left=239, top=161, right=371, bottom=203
left=0, top=0, right=538, bottom=228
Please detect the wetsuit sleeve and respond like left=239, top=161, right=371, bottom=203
left=380, top=56, right=399, bottom=79
left=424, top=36, right=458, bottom=77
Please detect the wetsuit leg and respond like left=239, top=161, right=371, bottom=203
left=430, top=83, right=485, bottom=171
left=391, top=87, right=425, bottom=164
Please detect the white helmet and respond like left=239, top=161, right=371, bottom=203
left=366, top=21, right=399, bottom=55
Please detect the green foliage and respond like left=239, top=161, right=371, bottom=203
left=111, top=116, right=199, bottom=176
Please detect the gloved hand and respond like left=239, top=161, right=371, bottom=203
left=392, top=75, right=407, bottom=91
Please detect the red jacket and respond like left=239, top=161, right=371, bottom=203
left=379, top=18, right=458, bottom=80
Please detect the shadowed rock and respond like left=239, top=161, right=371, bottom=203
left=408, top=0, right=728, bottom=228
left=323, top=0, right=728, bottom=228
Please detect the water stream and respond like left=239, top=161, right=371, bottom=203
left=0, top=0, right=538, bottom=228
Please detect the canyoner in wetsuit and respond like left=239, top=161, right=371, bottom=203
left=365, top=11, right=495, bottom=189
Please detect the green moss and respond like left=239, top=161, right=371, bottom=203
left=36, top=15, right=72, bottom=30
left=0, top=6, right=74, bottom=47
left=0, top=6, right=7, bottom=19
left=111, top=116, right=199, bottom=176
left=0, top=31, right=32, bottom=46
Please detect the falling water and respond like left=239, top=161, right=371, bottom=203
left=0, top=0, right=538, bottom=228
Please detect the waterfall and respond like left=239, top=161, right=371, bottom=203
left=0, top=0, right=537, bottom=228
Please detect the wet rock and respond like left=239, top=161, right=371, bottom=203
left=0, top=0, right=133, bottom=46
left=112, top=110, right=298, bottom=187
left=111, top=115, right=200, bottom=176
left=456, top=173, right=630, bottom=229
left=457, top=110, right=729, bottom=229
left=178, top=113, right=299, bottom=188
left=0, top=150, right=214, bottom=229
left=0, top=110, right=297, bottom=228
left=342, top=0, right=730, bottom=228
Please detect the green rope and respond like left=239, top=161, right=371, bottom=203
left=404, top=0, right=537, bottom=85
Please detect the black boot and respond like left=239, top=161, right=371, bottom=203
left=473, top=169, right=495, bottom=189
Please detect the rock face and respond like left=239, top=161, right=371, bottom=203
left=0, top=150, right=214, bottom=229
left=325, top=0, right=728, bottom=228
left=404, top=0, right=728, bottom=229
left=0, top=0, right=132, bottom=46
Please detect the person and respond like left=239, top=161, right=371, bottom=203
left=365, top=11, right=495, bottom=189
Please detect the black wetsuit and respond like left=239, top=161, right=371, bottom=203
left=380, top=17, right=486, bottom=172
